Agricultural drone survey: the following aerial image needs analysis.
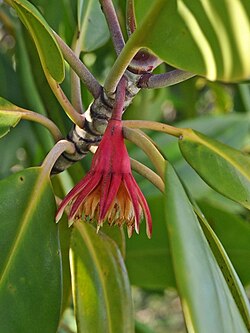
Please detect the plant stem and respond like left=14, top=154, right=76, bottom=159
left=42, top=140, right=75, bottom=175
left=126, top=0, right=136, bottom=36
left=130, top=158, right=164, bottom=192
left=70, top=31, right=84, bottom=114
left=45, top=72, right=84, bottom=128
left=104, top=42, right=139, bottom=94
left=53, top=32, right=102, bottom=99
left=123, top=120, right=183, bottom=138
left=138, top=70, right=195, bottom=89
left=1, top=109, right=63, bottom=142
left=99, top=0, right=125, bottom=55
left=123, top=127, right=165, bottom=180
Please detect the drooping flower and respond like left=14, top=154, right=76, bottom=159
left=56, top=118, right=152, bottom=238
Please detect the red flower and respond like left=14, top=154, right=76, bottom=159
left=56, top=118, right=152, bottom=238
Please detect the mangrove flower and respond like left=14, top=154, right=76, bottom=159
left=56, top=78, right=152, bottom=237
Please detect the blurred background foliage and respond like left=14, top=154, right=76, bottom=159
left=1, top=1, right=250, bottom=332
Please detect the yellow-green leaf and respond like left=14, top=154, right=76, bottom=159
left=196, top=206, right=250, bottom=330
left=9, top=0, right=65, bottom=82
left=129, top=0, right=250, bottom=82
left=164, top=163, right=248, bottom=332
left=0, top=167, right=62, bottom=333
left=179, top=129, right=250, bottom=209
left=0, top=97, right=22, bottom=138
left=70, top=222, right=134, bottom=333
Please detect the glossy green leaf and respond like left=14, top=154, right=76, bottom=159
left=28, top=0, right=77, bottom=44
left=9, top=0, right=65, bottom=82
left=70, top=222, right=134, bottom=333
left=198, top=200, right=250, bottom=286
left=51, top=175, right=72, bottom=313
left=129, top=0, right=250, bottom=81
left=0, top=97, right=21, bottom=138
left=0, top=113, right=20, bottom=138
left=58, top=219, right=72, bottom=313
left=101, top=224, right=126, bottom=259
left=164, top=163, right=248, bottom=332
left=0, top=167, right=62, bottom=333
left=194, top=204, right=250, bottom=330
left=126, top=195, right=176, bottom=290
left=179, top=129, right=250, bottom=209
left=77, top=0, right=110, bottom=52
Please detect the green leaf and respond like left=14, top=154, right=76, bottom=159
left=126, top=195, right=176, bottom=290
left=9, top=0, right=65, bottom=82
left=130, top=0, right=250, bottom=81
left=193, top=203, right=250, bottom=330
left=70, top=222, right=134, bottom=333
left=0, top=167, right=62, bottom=333
left=198, top=200, right=250, bottom=287
left=179, top=129, right=250, bottom=209
left=0, top=97, right=22, bottom=138
left=101, top=224, right=126, bottom=259
left=164, top=163, right=248, bottom=332
left=77, top=0, right=110, bottom=52
left=58, top=219, right=72, bottom=313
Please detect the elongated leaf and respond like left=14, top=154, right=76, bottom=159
left=126, top=195, right=176, bottom=290
left=133, top=114, right=250, bottom=202
left=164, top=163, right=248, bottom=332
left=101, top=224, right=126, bottom=259
left=195, top=206, right=250, bottom=330
left=179, top=129, right=250, bottom=209
left=198, top=200, right=250, bottom=286
left=0, top=167, right=62, bottom=333
left=77, top=0, right=110, bottom=52
left=70, top=222, right=134, bottom=333
left=129, top=0, right=250, bottom=81
left=9, top=0, right=65, bottom=82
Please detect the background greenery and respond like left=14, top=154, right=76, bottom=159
left=0, top=1, right=250, bottom=332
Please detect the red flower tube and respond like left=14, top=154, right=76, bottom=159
left=56, top=78, right=152, bottom=237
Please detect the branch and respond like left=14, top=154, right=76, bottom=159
left=53, top=32, right=102, bottom=99
left=138, top=69, right=195, bottom=89
left=99, top=0, right=125, bottom=55
left=126, top=0, right=136, bottom=36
